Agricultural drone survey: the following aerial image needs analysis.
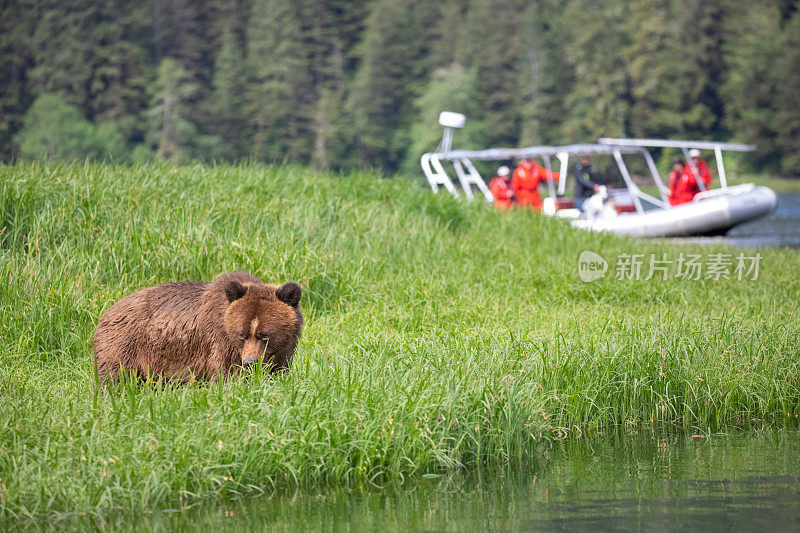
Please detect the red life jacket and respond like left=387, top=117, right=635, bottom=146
left=511, top=162, right=559, bottom=210
left=669, top=162, right=711, bottom=206
left=490, top=177, right=514, bottom=209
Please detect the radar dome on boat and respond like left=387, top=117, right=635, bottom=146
left=438, top=111, right=466, bottom=129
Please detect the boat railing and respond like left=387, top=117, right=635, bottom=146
left=598, top=138, right=756, bottom=191
left=420, top=152, right=494, bottom=201
left=693, top=183, right=756, bottom=202
left=421, top=143, right=668, bottom=214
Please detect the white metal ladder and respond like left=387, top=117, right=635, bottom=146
left=420, top=153, right=493, bottom=202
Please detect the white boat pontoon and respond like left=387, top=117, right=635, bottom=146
left=421, top=112, right=777, bottom=238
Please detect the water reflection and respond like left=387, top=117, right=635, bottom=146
left=135, top=429, right=800, bottom=532
left=669, top=193, right=800, bottom=248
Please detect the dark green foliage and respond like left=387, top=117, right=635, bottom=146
left=0, top=0, right=35, bottom=158
left=403, top=63, right=487, bottom=174
left=14, top=94, right=127, bottom=161
left=146, top=58, right=220, bottom=162
left=721, top=1, right=786, bottom=170
left=350, top=0, right=441, bottom=170
left=458, top=0, right=523, bottom=147
left=560, top=0, right=630, bottom=140
left=1, top=0, right=799, bottom=177
left=210, top=29, right=247, bottom=159
left=296, top=0, right=371, bottom=169
left=517, top=1, right=575, bottom=146
left=246, top=0, right=312, bottom=163
left=773, top=11, right=800, bottom=176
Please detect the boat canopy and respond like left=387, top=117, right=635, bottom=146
left=421, top=142, right=666, bottom=209
left=597, top=138, right=755, bottom=152
left=435, top=143, right=644, bottom=161
left=597, top=137, right=755, bottom=189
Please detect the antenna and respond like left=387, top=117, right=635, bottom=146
left=436, top=112, right=466, bottom=154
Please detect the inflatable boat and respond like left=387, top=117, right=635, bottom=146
left=570, top=184, right=777, bottom=237
left=420, top=113, right=777, bottom=238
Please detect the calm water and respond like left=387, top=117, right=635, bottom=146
left=135, top=429, right=800, bottom=532
left=726, top=192, right=800, bottom=247
left=669, top=192, right=800, bottom=248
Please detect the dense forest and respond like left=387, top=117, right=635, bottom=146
left=1, top=0, right=799, bottom=175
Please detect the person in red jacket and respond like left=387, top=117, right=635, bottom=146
left=511, top=159, right=560, bottom=210
left=687, top=149, right=712, bottom=189
left=669, top=150, right=713, bottom=206
left=668, top=159, right=687, bottom=206
left=489, top=165, right=515, bottom=209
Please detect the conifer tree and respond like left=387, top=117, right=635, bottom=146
left=457, top=0, right=523, bottom=147
left=350, top=0, right=441, bottom=170
left=626, top=0, right=724, bottom=139
left=146, top=58, right=202, bottom=162
left=721, top=1, right=784, bottom=169
left=246, top=0, right=312, bottom=163
left=150, top=0, right=209, bottom=82
left=87, top=1, right=151, bottom=143
left=517, top=1, right=575, bottom=146
left=25, top=1, right=98, bottom=110
left=403, top=63, right=487, bottom=174
left=774, top=11, right=800, bottom=175
left=0, top=0, right=799, bottom=174
left=8, top=1, right=150, bottom=151
left=295, top=0, right=370, bottom=169
left=210, top=28, right=247, bottom=159
left=560, top=0, right=630, bottom=141
left=0, top=0, right=34, bottom=158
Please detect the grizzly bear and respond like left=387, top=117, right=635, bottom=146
left=93, top=272, right=303, bottom=381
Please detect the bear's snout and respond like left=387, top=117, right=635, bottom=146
left=241, top=338, right=268, bottom=366
left=241, top=354, right=268, bottom=368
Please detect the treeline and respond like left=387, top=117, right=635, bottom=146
left=1, top=0, right=799, bottom=175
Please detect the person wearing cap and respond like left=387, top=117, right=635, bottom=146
left=686, top=148, right=712, bottom=189
left=670, top=150, right=713, bottom=206
left=490, top=165, right=516, bottom=209
left=511, top=159, right=560, bottom=210
left=573, top=155, right=602, bottom=211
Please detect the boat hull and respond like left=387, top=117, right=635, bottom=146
left=571, top=186, right=778, bottom=238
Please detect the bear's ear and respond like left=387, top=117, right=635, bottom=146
left=276, top=282, right=301, bottom=307
left=224, top=280, right=247, bottom=303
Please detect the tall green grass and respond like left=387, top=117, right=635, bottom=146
left=1, top=162, right=798, bottom=524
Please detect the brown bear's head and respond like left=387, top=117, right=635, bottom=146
left=222, top=280, right=303, bottom=372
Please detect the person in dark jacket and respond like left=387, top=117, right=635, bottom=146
left=573, top=155, right=602, bottom=211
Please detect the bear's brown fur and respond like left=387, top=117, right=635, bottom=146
left=93, top=272, right=303, bottom=381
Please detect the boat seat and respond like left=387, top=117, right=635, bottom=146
left=554, top=197, right=575, bottom=210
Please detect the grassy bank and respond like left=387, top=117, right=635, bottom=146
left=1, top=162, right=798, bottom=525
left=728, top=173, right=800, bottom=193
